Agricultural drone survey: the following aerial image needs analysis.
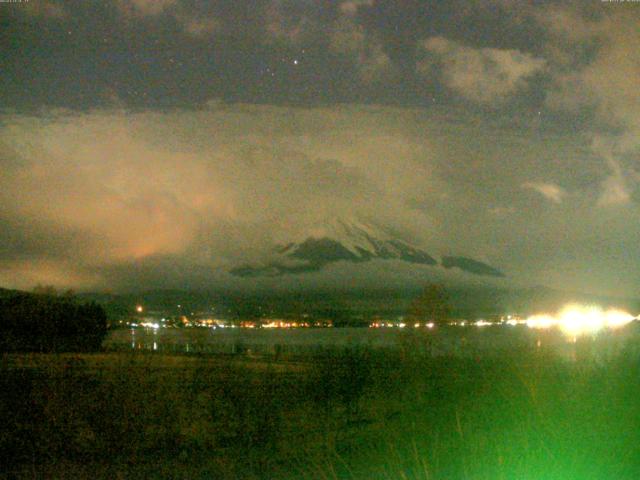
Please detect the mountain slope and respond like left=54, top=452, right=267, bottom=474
left=231, top=219, right=438, bottom=277
left=441, top=256, right=505, bottom=278
left=230, top=218, right=503, bottom=279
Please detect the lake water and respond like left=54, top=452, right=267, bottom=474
left=104, top=323, right=640, bottom=360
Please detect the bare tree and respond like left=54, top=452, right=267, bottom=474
left=406, top=283, right=451, bottom=324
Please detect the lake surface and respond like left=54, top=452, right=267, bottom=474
left=104, top=323, right=640, bottom=360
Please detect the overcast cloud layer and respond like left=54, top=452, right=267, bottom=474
left=1, top=0, right=639, bottom=295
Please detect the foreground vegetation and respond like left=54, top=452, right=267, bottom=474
left=0, top=289, right=107, bottom=352
left=2, top=342, right=640, bottom=479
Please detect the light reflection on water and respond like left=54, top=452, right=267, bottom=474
left=104, top=323, right=640, bottom=360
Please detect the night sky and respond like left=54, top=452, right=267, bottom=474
left=1, top=0, right=639, bottom=295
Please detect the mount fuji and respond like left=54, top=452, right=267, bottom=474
left=230, top=218, right=505, bottom=279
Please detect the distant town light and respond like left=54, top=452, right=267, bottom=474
left=474, top=320, right=492, bottom=327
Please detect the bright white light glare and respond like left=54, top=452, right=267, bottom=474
left=526, top=314, right=555, bottom=330
left=475, top=320, right=492, bottom=327
left=604, top=309, right=636, bottom=329
left=525, top=304, right=636, bottom=337
left=558, top=305, right=604, bottom=336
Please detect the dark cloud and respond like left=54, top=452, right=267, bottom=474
left=0, top=0, right=562, bottom=109
left=1, top=0, right=639, bottom=295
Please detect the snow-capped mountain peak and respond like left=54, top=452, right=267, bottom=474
left=232, top=217, right=437, bottom=277
left=229, top=217, right=505, bottom=279
left=301, top=218, right=396, bottom=257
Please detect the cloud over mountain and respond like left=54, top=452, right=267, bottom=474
left=522, top=182, right=566, bottom=204
left=1, top=1, right=640, bottom=295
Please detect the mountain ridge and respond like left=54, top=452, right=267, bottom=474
left=230, top=218, right=504, bottom=278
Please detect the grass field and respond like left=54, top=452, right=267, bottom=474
left=2, top=342, right=640, bottom=479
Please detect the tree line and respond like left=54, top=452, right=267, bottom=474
left=0, top=287, right=107, bottom=352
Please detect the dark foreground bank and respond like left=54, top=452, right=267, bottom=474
left=2, top=344, right=640, bottom=479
